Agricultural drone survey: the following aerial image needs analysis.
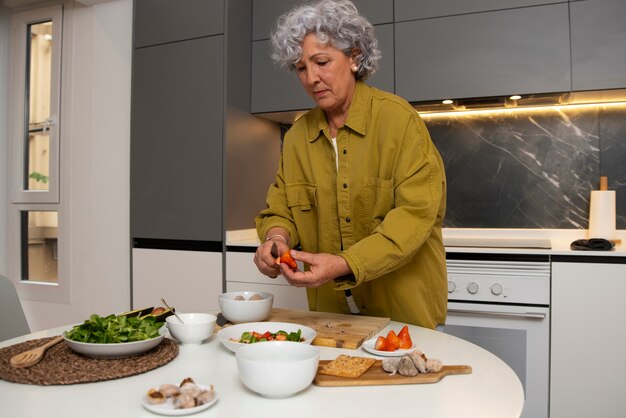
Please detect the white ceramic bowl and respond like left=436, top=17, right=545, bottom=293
left=63, top=326, right=167, bottom=359
left=236, top=341, right=320, bottom=398
left=166, top=313, right=217, bottom=344
left=216, top=321, right=317, bottom=353
left=218, top=291, right=273, bottom=324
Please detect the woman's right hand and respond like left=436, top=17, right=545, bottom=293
left=254, top=234, right=290, bottom=279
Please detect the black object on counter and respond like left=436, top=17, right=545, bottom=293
left=216, top=313, right=229, bottom=327
left=570, top=238, right=615, bottom=251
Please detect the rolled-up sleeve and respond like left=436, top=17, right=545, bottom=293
left=255, top=154, right=300, bottom=246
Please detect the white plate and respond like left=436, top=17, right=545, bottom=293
left=142, top=385, right=218, bottom=416
left=361, top=337, right=416, bottom=357
left=63, top=326, right=167, bottom=359
left=216, top=322, right=317, bottom=353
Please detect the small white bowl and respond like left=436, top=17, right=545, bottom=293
left=218, top=291, right=273, bottom=324
left=236, top=341, right=320, bottom=398
left=216, top=321, right=317, bottom=353
left=166, top=313, right=217, bottom=344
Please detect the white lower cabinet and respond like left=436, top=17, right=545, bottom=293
left=550, top=259, right=626, bottom=418
left=226, top=251, right=308, bottom=310
left=132, top=248, right=223, bottom=312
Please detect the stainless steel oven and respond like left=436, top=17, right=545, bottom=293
left=442, top=254, right=550, bottom=418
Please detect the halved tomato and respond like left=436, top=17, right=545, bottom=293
left=386, top=330, right=401, bottom=350
left=374, top=336, right=395, bottom=352
left=397, top=325, right=413, bottom=349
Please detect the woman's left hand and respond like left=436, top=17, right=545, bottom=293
left=279, top=250, right=351, bottom=288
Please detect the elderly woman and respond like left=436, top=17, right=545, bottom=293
left=254, top=0, right=447, bottom=329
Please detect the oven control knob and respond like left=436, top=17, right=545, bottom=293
left=491, top=283, right=504, bottom=296
left=447, top=281, right=456, bottom=293
left=467, top=281, right=480, bottom=294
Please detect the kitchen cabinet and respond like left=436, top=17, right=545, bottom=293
left=133, top=0, right=223, bottom=48
left=130, top=36, right=223, bottom=241
left=131, top=1, right=256, bottom=309
left=132, top=248, right=223, bottom=313
left=251, top=39, right=313, bottom=113
left=570, top=0, right=626, bottom=91
left=226, top=250, right=308, bottom=310
left=394, top=0, right=564, bottom=21
left=251, top=23, right=394, bottom=114
left=395, top=3, right=571, bottom=102
left=550, top=257, right=626, bottom=418
left=251, top=0, right=392, bottom=41
left=250, top=0, right=394, bottom=113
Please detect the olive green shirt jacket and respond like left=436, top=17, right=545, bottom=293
left=256, top=82, right=447, bottom=329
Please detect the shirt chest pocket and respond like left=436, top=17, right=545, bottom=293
left=286, top=183, right=318, bottom=211
left=363, top=177, right=395, bottom=224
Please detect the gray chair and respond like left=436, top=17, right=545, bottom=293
left=0, top=275, right=30, bottom=341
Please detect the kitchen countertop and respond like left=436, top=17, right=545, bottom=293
left=0, top=320, right=524, bottom=418
left=227, top=228, right=626, bottom=257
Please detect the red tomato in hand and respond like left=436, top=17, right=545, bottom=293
left=276, top=251, right=298, bottom=271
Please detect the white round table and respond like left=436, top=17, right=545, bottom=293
left=0, top=321, right=524, bottom=418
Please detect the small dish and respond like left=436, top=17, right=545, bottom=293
left=141, top=385, right=218, bottom=416
left=63, top=326, right=166, bottom=359
left=216, top=322, right=317, bottom=353
left=166, top=313, right=216, bottom=344
left=361, top=337, right=417, bottom=357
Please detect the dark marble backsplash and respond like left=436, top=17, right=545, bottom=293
left=422, top=104, right=626, bottom=229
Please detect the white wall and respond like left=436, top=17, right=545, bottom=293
left=2, top=0, right=133, bottom=332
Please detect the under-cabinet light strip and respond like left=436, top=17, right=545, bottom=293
left=419, top=100, right=626, bottom=119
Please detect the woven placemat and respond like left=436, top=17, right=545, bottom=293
left=0, top=336, right=178, bottom=385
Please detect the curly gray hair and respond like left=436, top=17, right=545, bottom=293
left=270, top=0, right=381, bottom=80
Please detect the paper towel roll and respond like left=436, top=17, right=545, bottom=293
left=588, top=190, right=616, bottom=239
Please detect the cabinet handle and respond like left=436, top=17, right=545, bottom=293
left=447, top=308, right=546, bottom=319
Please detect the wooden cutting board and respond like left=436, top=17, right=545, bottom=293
left=265, top=308, right=390, bottom=350
left=314, top=360, right=472, bottom=387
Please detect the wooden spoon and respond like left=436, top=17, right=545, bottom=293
left=10, top=336, right=64, bottom=368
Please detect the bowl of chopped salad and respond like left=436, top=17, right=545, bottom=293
left=63, top=312, right=167, bottom=358
left=216, top=322, right=317, bottom=353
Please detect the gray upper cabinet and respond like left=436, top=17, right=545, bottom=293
left=251, top=0, right=291, bottom=41
left=252, top=0, right=392, bottom=40
left=251, top=23, right=394, bottom=114
left=395, top=3, right=571, bottom=102
left=251, top=39, right=313, bottom=113
left=570, top=0, right=626, bottom=91
left=394, top=0, right=565, bottom=21
left=369, top=24, right=394, bottom=94
left=131, top=36, right=224, bottom=241
left=250, top=0, right=394, bottom=113
left=134, top=0, right=224, bottom=48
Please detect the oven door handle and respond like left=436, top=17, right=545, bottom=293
left=447, top=308, right=546, bottom=319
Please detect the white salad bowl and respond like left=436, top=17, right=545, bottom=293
left=63, top=326, right=167, bottom=359
left=216, top=322, right=317, bottom=353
